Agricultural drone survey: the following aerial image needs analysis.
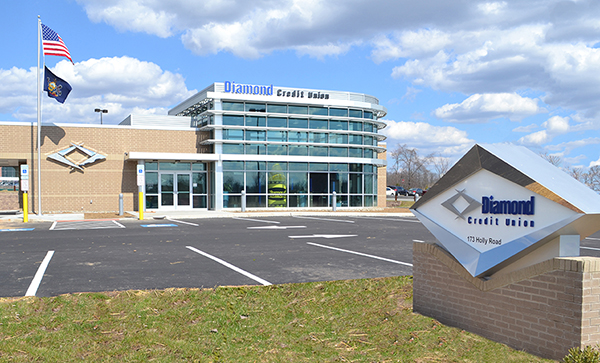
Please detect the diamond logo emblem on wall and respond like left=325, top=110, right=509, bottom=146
left=47, top=143, right=106, bottom=171
left=441, top=189, right=482, bottom=220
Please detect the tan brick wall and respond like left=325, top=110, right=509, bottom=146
left=377, top=143, right=387, bottom=207
left=0, top=191, right=20, bottom=210
left=0, top=124, right=203, bottom=213
left=413, top=242, right=600, bottom=361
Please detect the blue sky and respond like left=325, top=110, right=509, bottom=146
left=2, top=0, right=600, bottom=168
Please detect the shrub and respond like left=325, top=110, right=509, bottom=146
left=564, top=345, right=600, bottom=363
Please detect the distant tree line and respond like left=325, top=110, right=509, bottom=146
left=386, top=144, right=450, bottom=190
left=538, top=152, right=600, bottom=193
left=386, top=145, right=600, bottom=193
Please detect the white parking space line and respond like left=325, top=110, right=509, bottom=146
left=112, top=220, right=126, bottom=228
left=413, top=240, right=425, bottom=243
left=354, top=216, right=420, bottom=223
left=247, top=226, right=307, bottom=230
left=166, top=218, right=199, bottom=226
left=292, top=215, right=355, bottom=223
left=186, top=246, right=272, bottom=286
left=307, top=242, right=413, bottom=267
left=289, top=234, right=357, bottom=239
left=233, top=217, right=280, bottom=224
left=586, top=237, right=600, bottom=241
left=50, top=220, right=126, bottom=231
left=25, top=250, right=55, bottom=297
left=581, top=246, right=600, bottom=251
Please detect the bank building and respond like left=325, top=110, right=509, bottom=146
left=0, top=82, right=388, bottom=214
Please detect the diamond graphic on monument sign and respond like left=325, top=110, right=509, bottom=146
left=441, top=189, right=481, bottom=220
left=47, top=143, right=106, bottom=171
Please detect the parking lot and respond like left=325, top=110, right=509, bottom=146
left=2, top=215, right=600, bottom=298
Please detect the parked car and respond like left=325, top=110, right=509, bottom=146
left=394, top=186, right=408, bottom=196
left=408, top=188, right=424, bottom=196
left=386, top=187, right=396, bottom=196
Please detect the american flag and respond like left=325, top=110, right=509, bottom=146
left=41, top=24, right=73, bottom=63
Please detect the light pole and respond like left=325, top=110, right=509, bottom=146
left=94, top=108, right=108, bottom=124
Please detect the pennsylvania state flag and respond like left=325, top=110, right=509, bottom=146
left=44, top=66, right=72, bottom=104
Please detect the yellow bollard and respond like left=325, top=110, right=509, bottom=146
left=23, top=192, right=28, bottom=223
left=138, top=191, right=144, bottom=220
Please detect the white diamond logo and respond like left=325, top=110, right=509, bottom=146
left=441, top=189, right=482, bottom=220
left=47, top=143, right=106, bottom=171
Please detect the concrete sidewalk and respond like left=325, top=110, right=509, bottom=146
left=0, top=209, right=413, bottom=223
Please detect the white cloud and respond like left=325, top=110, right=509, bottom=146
left=0, top=57, right=195, bottom=124
left=518, top=115, right=570, bottom=146
left=381, top=120, right=474, bottom=156
left=433, top=93, right=544, bottom=123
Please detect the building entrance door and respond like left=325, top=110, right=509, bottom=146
left=160, top=172, right=192, bottom=209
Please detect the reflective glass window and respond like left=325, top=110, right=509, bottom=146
left=289, top=162, right=308, bottom=171
left=329, top=147, right=348, bottom=157
left=364, top=111, right=373, bottom=119
left=268, top=162, right=287, bottom=170
left=246, top=172, right=266, bottom=193
left=246, top=130, right=266, bottom=141
left=222, top=161, right=244, bottom=170
left=364, top=135, right=374, bottom=146
left=267, top=144, right=287, bottom=155
left=364, top=123, right=374, bottom=132
left=289, top=172, right=308, bottom=193
left=310, top=173, right=328, bottom=194
left=364, top=174, right=374, bottom=194
left=223, top=171, right=244, bottom=193
left=349, top=148, right=362, bottom=158
left=267, top=104, right=287, bottom=113
left=330, top=163, right=348, bottom=171
left=246, top=161, right=266, bottom=170
left=223, top=129, right=244, bottom=140
left=246, top=196, right=266, bottom=208
left=364, top=164, right=374, bottom=173
left=223, top=115, right=244, bottom=126
left=267, top=130, right=287, bottom=142
left=288, top=105, right=308, bottom=115
left=351, top=195, right=363, bottom=207
left=246, top=144, right=266, bottom=155
left=288, top=195, right=308, bottom=208
left=309, top=145, right=328, bottom=157
left=349, top=134, right=363, bottom=145
left=222, top=143, right=244, bottom=154
left=192, top=163, right=206, bottom=171
left=192, top=173, right=206, bottom=194
left=159, top=162, right=190, bottom=170
left=309, top=132, right=328, bottom=143
left=329, top=108, right=348, bottom=117
left=245, top=103, right=266, bottom=112
left=289, top=145, right=308, bottom=156
left=310, top=119, right=328, bottom=129
left=349, top=109, right=362, bottom=118
left=288, top=131, right=308, bottom=143
left=329, top=133, right=347, bottom=144
left=222, top=102, right=244, bottom=111
left=349, top=174, right=362, bottom=194
left=350, top=164, right=363, bottom=172
left=145, top=172, right=158, bottom=194
left=330, top=172, right=348, bottom=193
left=309, top=106, right=328, bottom=116
left=145, top=162, right=158, bottom=171
left=364, top=149, right=374, bottom=158
left=310, top=163, right=328, bottom=171
left=246, top=115, right=266, bottom=127
left=268, top=117, right=287, bottom=128
left=289, top=118, right=308, bottom=129
left=330, top=120, right=348, bottom=130
left=349, top=121, right=362, bottom=131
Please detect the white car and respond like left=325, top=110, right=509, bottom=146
left=386, top=187, right=395, bottom=196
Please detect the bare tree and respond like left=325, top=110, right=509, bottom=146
left=584, top=165, right=600, bottom=192
left=538, top=152, right=562, bottom=167
left=389, top=144, right=432, bottom=188
left=430, top=154, right=451, bottom=179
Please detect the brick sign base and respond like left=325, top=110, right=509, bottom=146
left=413, top=242, right=600, bottom=360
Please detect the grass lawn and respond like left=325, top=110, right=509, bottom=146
left=0, top=276, right=556, bottom=362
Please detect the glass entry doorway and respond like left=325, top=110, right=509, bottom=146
left=160, top=172, right=191, bottom=209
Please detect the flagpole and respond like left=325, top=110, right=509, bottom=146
left=37, top=16, right=42, bottom=215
